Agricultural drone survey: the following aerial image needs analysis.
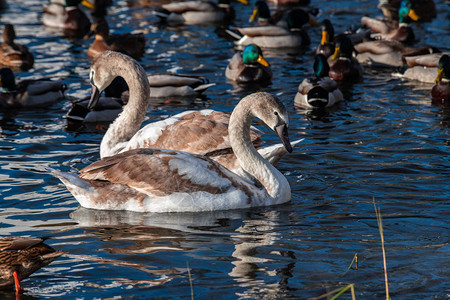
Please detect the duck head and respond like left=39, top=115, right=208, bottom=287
left=435, top=54, right=450, bottom=83
left=249, top=1, right=271, bottom=22
left=331, top=34, right=356, bottom=60
left=313, top=54, right=330, bottom=78
left=320, top=19, right=334, bottom=46
left=242, top=44, right=270, bottom=67
left=0, top=68, right=17, bottom=92
left=399, top=0, right=419, bottom=23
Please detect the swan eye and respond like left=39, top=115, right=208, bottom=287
left=274, top=111, right=279, bottom=116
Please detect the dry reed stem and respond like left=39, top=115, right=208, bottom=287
left=187, top=261, right=194, bottom=300
left=308, top=284, right=356, bottom=300
left=373, top=198, right=390, bottom=300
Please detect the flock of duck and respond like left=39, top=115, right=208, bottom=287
left=0, top=0, right=449, bottom=295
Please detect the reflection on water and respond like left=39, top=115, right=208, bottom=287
left=0, top=0, right=449, bottom=298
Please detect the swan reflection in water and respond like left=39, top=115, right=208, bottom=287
left=70, top=207, right=296, bottom=295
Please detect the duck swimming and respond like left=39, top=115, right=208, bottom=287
left=0, top=236, right=65, bottom=294
left=87, top=18, right=146, bottom=60
left=329, top=34, right=363, bottom=82
left=295, top=54, right=343, bottom=109
left=0, top=24, right=34, bottom=71
left=154, top=0, right=248, bottom=26
left=0, top=68, right=66, bottom=108
left=362, top=0, right=419, bottom=44
left=399, top=53, right=449, bottom=83
left=225, top=44, right=272, bottom=84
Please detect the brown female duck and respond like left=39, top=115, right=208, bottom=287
left=0, top=236, right=65, bottom=294
left=87, top=18, right=145, bottom=60
left=0, top=24, right=34, bottom=71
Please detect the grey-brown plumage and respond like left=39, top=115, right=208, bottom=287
left=0, top=236, right=65, bottom=292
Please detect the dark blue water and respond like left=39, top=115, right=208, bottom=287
left=0, top=0, right=449, bottom=299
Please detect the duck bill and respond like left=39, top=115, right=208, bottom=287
left=435, top=68, right=444, bottom=83
left=237, top=0, right=249, bottom=4
left=81, top=0, right=95, bottom=9
left=408, top=9, right=419, bottom=21
left=257, top=55, right=269, bottom=67
left=275, top=124, right=293, bottom=153
left=308, top=17, right=321, bottom=27
left=321, top=30, right=329, bottom=45
left=87, top=84, right=101, bottom=110
left=331, top=47, right=340, bottom=60
left=249, top=8, right=258, bottom=22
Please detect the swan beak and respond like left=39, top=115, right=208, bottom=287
left=408, top=9, right=419, bottom=21
left=275, top=124, right=293, bottom=153
left=435, top=68, right=444, bottom=83
left=321, top=30, right=329, bottom=45
left=88, top=84, right=101, bottom=110
left=257, top=55, right=270, bottom=67
left=249, top=8, right=258, bottom=22
left=331, top=47, right=340, bottom=60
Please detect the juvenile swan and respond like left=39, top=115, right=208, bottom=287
left=87, top=51, right=298, bottom=174
left=53, top=91, right=293, bottom=212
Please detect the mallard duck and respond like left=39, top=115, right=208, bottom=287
left=0, top=24, right=34, bottom=71
left=354, top=39, right=440, bottom=67
left=43, top=0, right=95, bottom=38
left=315, top=19, right=335, bottom=58
left=329, top=34, right=363, bottom=82
left=154, top=0, right=248, bottom=26
left=0, top=236, right=65, bottom=293
left=225, top=44, right=272, bottom=84
left=295, top=54, right=343, bottom=109
left=87, top=18, right=146, bottom=60
left=66, top=73, right=215, bottom=122
left=230, top=8, right=316, bottom=49
left=398, top=53, right=448, bottom=83
left=0, top=68, right=66, bottom=108
left=431, top=54, right=450, bottom=102
left=362, top=0, right=419, bottom=44
left=378, top=0, right=436, bottom=21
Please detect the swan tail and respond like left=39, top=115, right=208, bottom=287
left=193, top=82, right=216, bottom=93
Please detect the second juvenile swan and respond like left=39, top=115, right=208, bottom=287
left=53, top=92, right=293, bottom=212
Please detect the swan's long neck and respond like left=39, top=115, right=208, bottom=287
left=228, top=97, right=290, bottom=202
left=100, top=59, right=150, bottom=158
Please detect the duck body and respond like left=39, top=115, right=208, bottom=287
left=0, top=236, right=65, bottom=292
left=0, top=68, right=66, bottom=108
left=154, top=0, right=244, bottom=26
left=362, top=1, right=419, bottom=44
left=399, top=53, right=448, bottom=83
left=329, top=35, right=363, bottom=82
left=0, top=24, right=34, bottom=71
left=295, top=54, right=343, bottom=109
left=226, top=44, right=272, bottom=84
left=53, top=89, right=294, bottom=212
left=42, top=0, right=92, bottom=38
left=431, top=54, right=450, bottom=102
left=87, top=18, right=145, bottom=60
left=232, top=8, right=313, bottom=49
left=354, top=40, right=439, bottom=68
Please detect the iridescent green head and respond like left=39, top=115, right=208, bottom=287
left=242, top=44, right=269, bottom=67
left=331, top=34, right=355, bottom=60
left=249, top=1, right=271, bottom=22
left=399, top=0, right=419, bottom=23
left=0, top=68, right=17, bottom=91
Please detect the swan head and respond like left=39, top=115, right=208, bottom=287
left=87, top=51, right=144, bottom=110
left=249, top=92, right=292, bottom=153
